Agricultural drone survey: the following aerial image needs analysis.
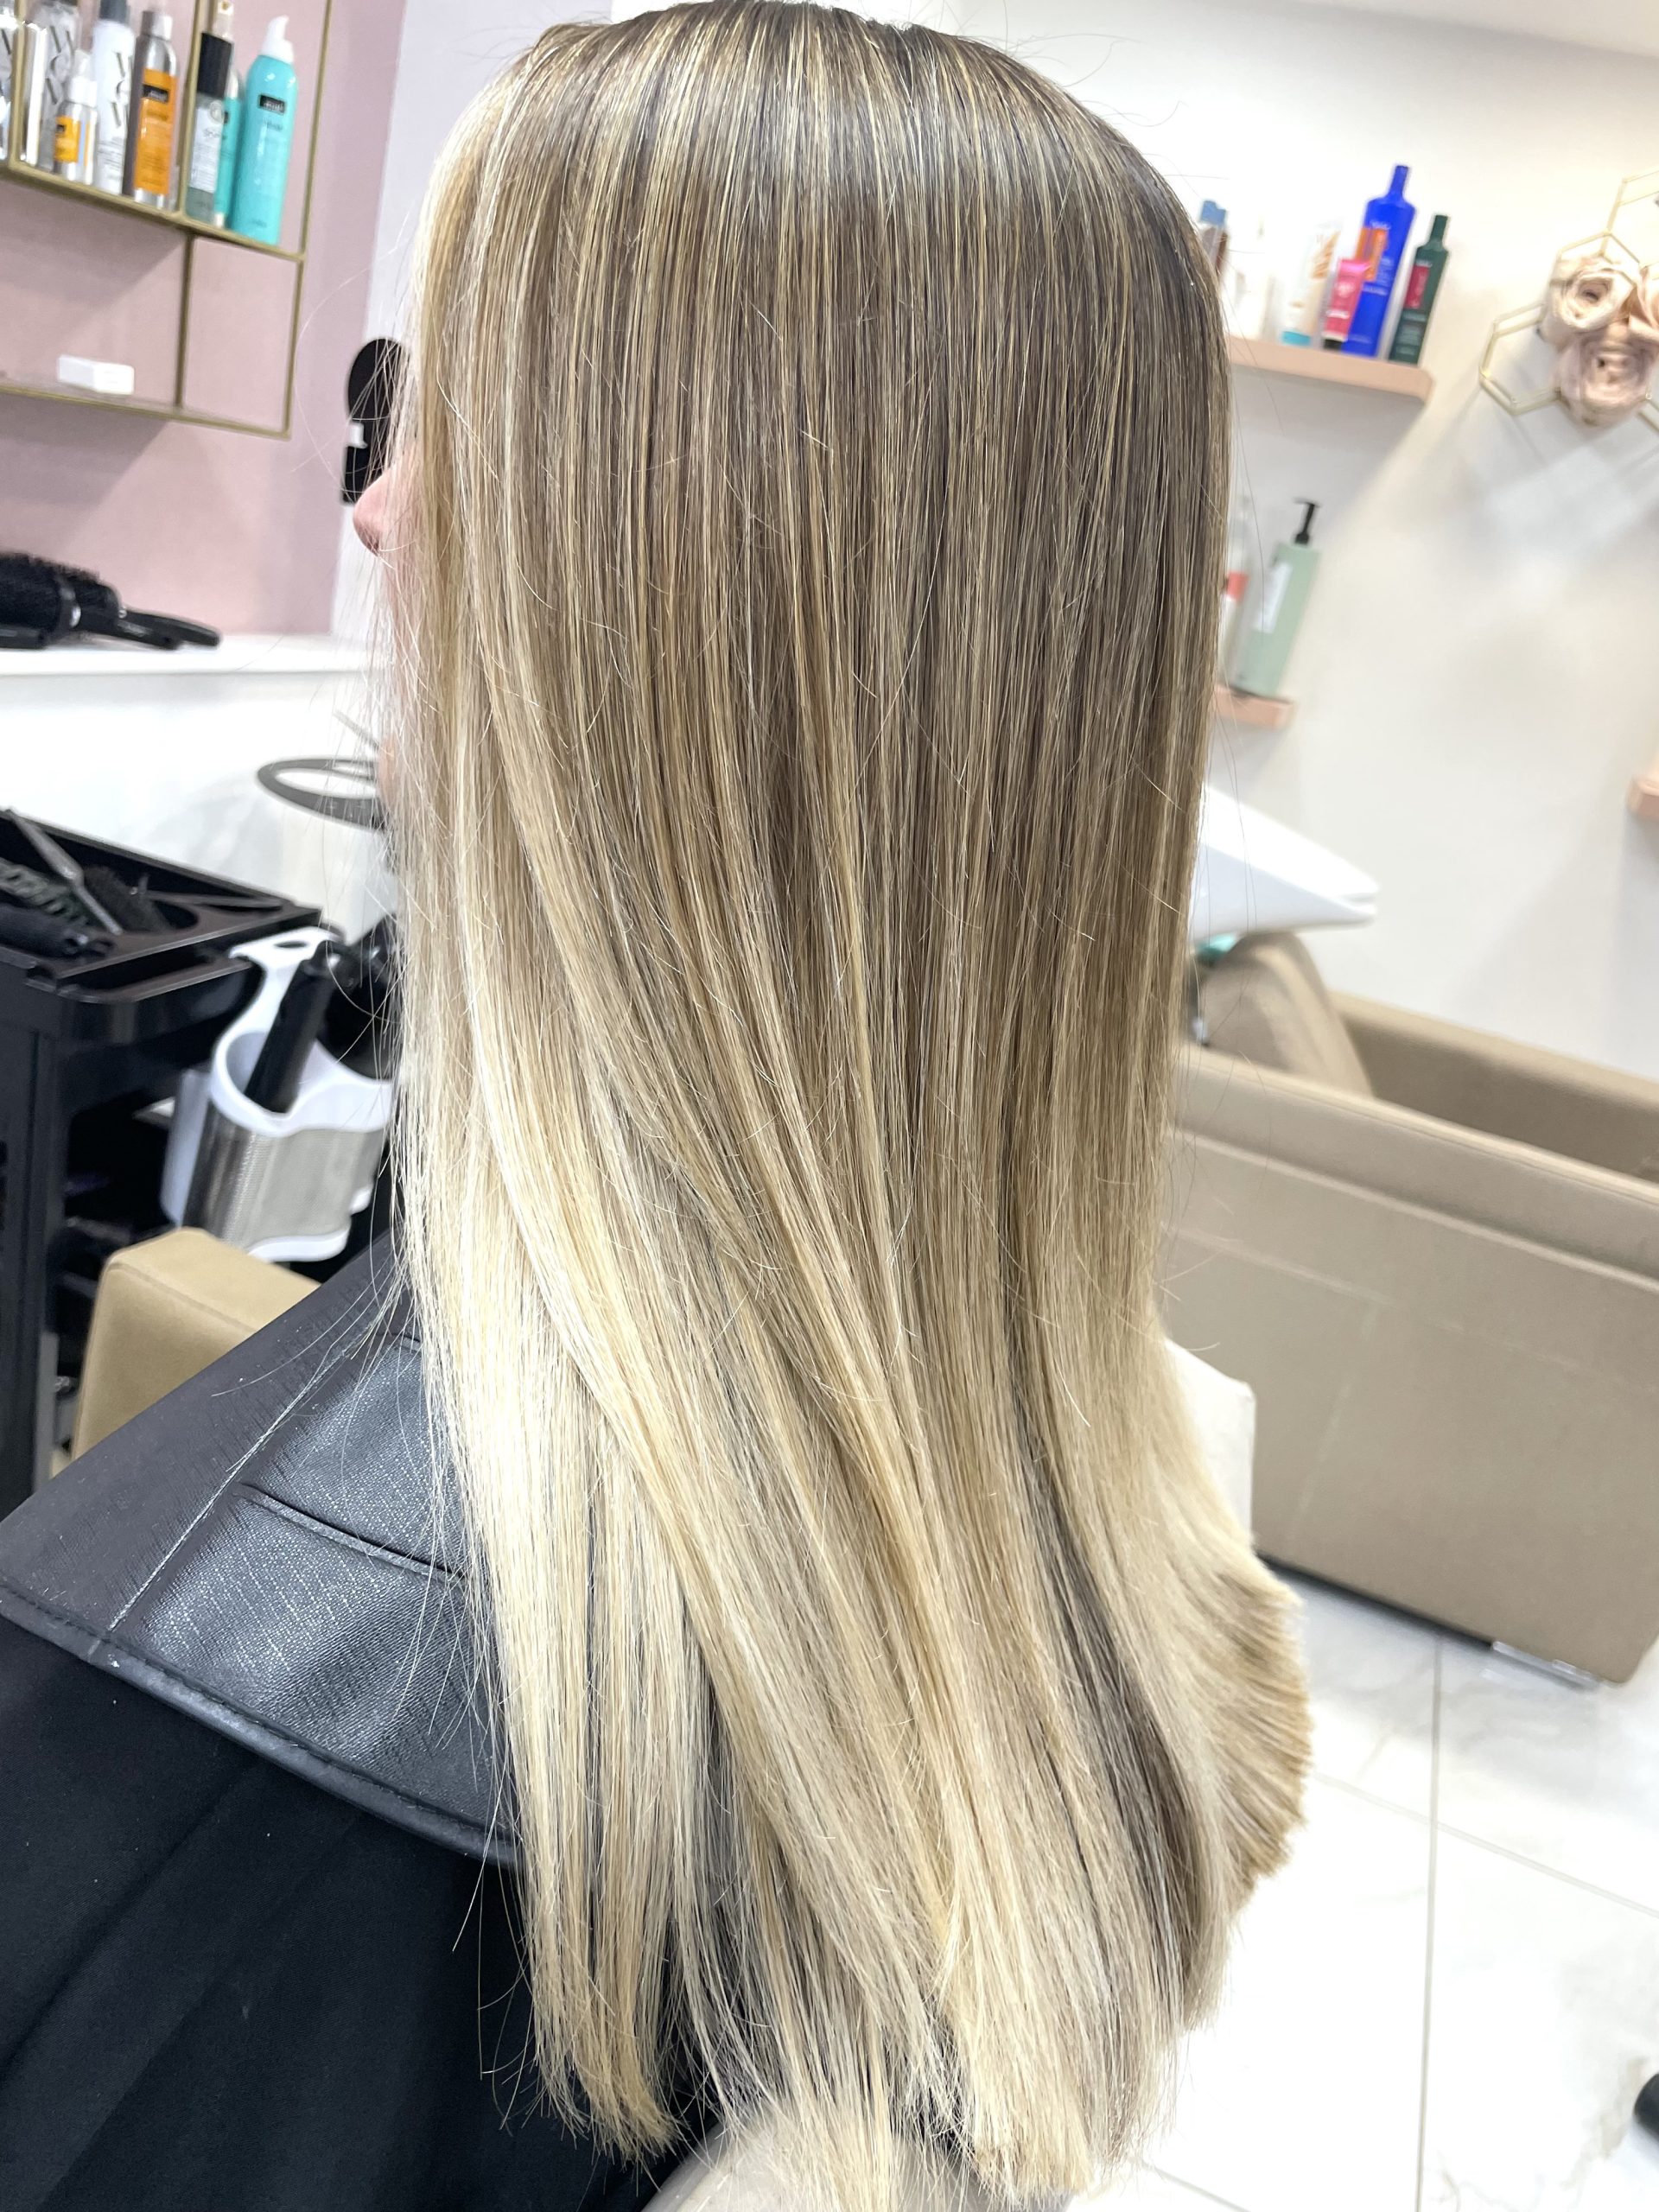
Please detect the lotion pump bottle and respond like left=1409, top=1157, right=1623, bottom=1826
left=1218, top=490, right=1255, bottom=677
left=1231, top=500, right=1321, bottom=701
left=229, top=13, right=295, bottom=244
left=91, top=0, right=133, bottom=194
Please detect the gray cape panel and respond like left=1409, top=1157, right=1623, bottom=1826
left=0, top=1243, right=509, bottom=1864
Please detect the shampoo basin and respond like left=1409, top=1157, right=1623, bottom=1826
left=1191, top=786, right=1378, bottom=944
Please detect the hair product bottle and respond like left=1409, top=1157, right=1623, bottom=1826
left=1230, top=501, right=1320, bottom=701
left=1196, top=197, right=1229, bottom=274
left=1320, top=257, right=1370, bottom=349
left=1343, top=164, right=1415, bottom=358
left=25, top=0, right=79, bottom=170
left=52, top=42, right=96, bottom=180
left=1280, top=223, right=1340, bottom=347
left=1223, top=213, right=1274, bottom=340
left=208, top=0, right=238, bottom=226
left=124, top=7, right=177, bottom=207
left=1388, top=214, right=1450, bottom=365
left=91, top=0, right=133, bottom=194
left=183, top=19, right=232, bottom=220
left=0, top=2, right=20, bottom=162
left=1218, top=488, right=1255, bottom=677
left=10, top=7, right=40, bottom=164
left=228, top=13, right=295, bottom=243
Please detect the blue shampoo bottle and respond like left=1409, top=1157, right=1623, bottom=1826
left=1344, top=164, right=1415, bottom=359
left=229, top=12, right=295, bottom=244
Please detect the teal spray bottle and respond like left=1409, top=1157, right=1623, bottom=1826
left=228, top=11, right=293, bottom=244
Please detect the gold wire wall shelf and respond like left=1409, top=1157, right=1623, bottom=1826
left=1480, top=165, right=1659, bottom=436
left=0, top=0, right=332, bottom=438
left=0, top=154, right=302, bottom=257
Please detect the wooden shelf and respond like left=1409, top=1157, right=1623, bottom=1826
left=1213, top=683, right=1294, bottom=730
left=1228, top=334, right=1433, bottom=404
left=1, top=149, right=302, bottom=262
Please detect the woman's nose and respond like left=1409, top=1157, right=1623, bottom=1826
left=353, top=464, right=397, bottom=557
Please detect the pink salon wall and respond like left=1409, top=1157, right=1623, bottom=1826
left=0, top=0, right=407, bottom=634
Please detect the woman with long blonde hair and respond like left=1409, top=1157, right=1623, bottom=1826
left=0, top=9, right=1306, bottom=2209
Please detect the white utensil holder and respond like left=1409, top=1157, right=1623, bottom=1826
left=161, top=926, right=395, bottom=1262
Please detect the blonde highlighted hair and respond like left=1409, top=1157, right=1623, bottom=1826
left=387, top=5, right=1306, bottom=2205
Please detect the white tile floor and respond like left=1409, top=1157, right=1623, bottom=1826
left=1093, top=1573, right=1659, bottom=2212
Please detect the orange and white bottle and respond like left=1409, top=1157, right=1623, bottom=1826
left=122, top=6, right=177, bottom=208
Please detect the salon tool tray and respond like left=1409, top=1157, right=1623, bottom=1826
left=0, top=818, right=318, bottom=1045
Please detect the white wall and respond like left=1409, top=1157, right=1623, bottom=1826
left=333, top=0, right=607, bottom=638
left=947, top=0, right=1659, bottom=1080
left=1299, top=0, right=1659, bottom=62
left=359, top=2, right=603, bottom=346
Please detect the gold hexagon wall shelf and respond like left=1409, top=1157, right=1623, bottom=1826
left=1481, top=177, right=1659, bottom=434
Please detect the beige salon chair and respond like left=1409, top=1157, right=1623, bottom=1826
left=1166, top=933, right=1659, bottom=1681
left=71, top=1229, right=314, bottom=1459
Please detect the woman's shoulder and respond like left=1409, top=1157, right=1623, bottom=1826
left=0, top=1242, right=506, bottom=1865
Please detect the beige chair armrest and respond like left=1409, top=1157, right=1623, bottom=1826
left=73, top=1228, right=314, bottom=1458
left=1179, top=1048, right=1659, bottom=1282
left=1166, top=1103, right=1659, bottom=1680
left=1338, top=995, right=1659, bottom=1185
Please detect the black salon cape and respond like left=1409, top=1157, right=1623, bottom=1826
left=0, top=1614, right=685, bottom=2212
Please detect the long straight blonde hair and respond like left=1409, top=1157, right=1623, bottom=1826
left=386, top=5, right=1307, bottom=2204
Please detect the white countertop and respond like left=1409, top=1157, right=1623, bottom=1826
left=0, top=634, right=368, bottom=681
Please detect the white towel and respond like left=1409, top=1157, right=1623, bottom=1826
left=1541, top=247, right=1635, bottom=346
left=1629, top=261, right=1659, bottom=348
left=1554, top=318, right=1659, bottom=428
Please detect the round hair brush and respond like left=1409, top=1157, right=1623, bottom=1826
left=0, top=553, right=219, bottom=652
